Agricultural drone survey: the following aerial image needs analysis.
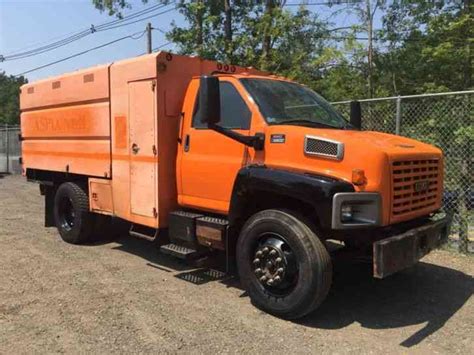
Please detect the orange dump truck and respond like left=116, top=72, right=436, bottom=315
left=20, top=52, right=448, bottom=319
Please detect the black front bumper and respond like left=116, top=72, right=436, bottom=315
left=373, top=216, right=449, bottom=278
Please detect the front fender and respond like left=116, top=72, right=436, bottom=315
left=229, top=165, right=355, bottom=230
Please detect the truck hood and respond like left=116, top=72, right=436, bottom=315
left=263, top=126, right=442, bottom=183
left=261, top=125, right=443, bottom=225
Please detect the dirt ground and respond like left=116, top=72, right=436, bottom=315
left=1, top=175, right=473, bottom=354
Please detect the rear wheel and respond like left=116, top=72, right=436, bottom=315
left=54, top=182, right=94, bottom=244
left=236, top=209, right=332, bottom=319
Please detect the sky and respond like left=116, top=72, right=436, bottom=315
left=0, top=0, right=381, bottom=82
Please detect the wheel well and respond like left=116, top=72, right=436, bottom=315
left=27, top=169, right=91, bottom=227
left=228, top=190, right=321, bottom=258
left=27, top=168, right=90, bottom=189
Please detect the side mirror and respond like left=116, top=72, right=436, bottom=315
left=199, top=76, right=221, bottom=126
left=350, top=100, right=362, bottom=130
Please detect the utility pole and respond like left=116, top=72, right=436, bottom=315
left=146, top=22, right=152, bottom=54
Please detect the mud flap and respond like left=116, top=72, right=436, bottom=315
left=373, top=217, right=448, bottom=279
left=41, top=184, right=55, bottom=227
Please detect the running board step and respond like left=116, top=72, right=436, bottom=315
left=160, top=243, right=200, bottom=260
left=129, top=224, right=158, bottom=241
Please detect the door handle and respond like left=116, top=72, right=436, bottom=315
left=184, top=134, right=190, bottom=152
left=131, top=143, right=140, bottom=154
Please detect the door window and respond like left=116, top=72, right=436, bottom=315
left=193, top=82, right=251, bottom=130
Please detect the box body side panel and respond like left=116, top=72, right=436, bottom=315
left=20, top=65, right=110, bottom=110
left=21, top=101, right=111, bottom=178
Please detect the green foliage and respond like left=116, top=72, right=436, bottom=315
left=90, top=0, right=472, bottom=101
left=378, top=0, right=473, bottom=94
left=0, top=72, right=27, bottom=125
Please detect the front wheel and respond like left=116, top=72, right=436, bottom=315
left=236, top=209, right=332, bottom=319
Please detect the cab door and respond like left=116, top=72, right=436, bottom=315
left=179, top=78, right=251, bottom=213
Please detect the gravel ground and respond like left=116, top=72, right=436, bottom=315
left=1, top=174, right=473, bottom=354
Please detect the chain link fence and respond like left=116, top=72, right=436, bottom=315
left=0, top=125, right=21, bottom=175
left=332, top=90, right=473, bottom=253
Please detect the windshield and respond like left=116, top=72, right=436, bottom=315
left=240, top=78, right=348, bottom=129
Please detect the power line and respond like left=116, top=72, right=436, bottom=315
left=284, top=1, right=363, bottom=6
left=2, top=2, right=176, bottom=62
left=96, top=7, right=176, bottom=32
left=153, top=42, right=173, bottom=52
left=4, top=2, right=170, bottom=58
left=14, top=30, right=147, bottom=77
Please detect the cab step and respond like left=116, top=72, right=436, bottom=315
left=160, top=243, right=200, bottom=260
left=129, top=223, right=158, bottom=241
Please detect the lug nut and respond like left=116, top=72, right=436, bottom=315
left=259, top=275, right=267, bottom=283
left=269, top=249, right=277, bottom=256
left=266, top=261, right=273, bottom=268
left=254, top=268, right=262, bottom=275
left=253, top=258, right=260, bottom=265
left=262, top=247, right=269, bottom=255
left=275, top=257, right=282, bottom=264
left=256, top=251, right=263, bottom=257
left=277, top=267, right=284, bottom=274
left=274, top=276, right=281, bottom=283
left=267, top=278, right=274, bottom=286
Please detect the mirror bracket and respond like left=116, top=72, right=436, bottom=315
left=209, top=124, right=265, bottom=151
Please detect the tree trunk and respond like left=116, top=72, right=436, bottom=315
left=463, top=0, right=472, bottom=89
left=196, top=0, right=204, bottom=57
left=366, top=0, right=374, bottom=98
left=261, top=0, right=274, bottom=70
left=224, top=0, right=233, bottom=60
left=458, top=0, right=472, bottom=253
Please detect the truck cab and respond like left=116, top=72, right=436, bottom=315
left=20, top=53, right=448, bottom=319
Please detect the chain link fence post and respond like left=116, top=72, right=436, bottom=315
left=395, top=96, right=401, bottom=135
left=6, top=123, right=10, bottom=174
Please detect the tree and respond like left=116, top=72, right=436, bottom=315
left=91, top=0, right=472, bottom=99
left=0, top=72, right=27, bottom=125
left=379, top=0, right=473, bottom=94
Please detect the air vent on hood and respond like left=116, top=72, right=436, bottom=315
left=304, top=135, right=344, bottom=160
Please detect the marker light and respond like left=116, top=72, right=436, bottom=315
left=352, top=169, right=367, bottom=186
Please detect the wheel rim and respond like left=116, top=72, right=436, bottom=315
left=58, top=196, right=75, bottom=232
left=252, top=233, right=298, bottom=296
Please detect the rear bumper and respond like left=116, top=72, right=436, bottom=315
left=373, top=216, right=449, bottom=278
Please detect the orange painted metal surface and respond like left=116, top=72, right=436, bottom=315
left=21, top=64, right=111, bottom=178
left=21, top=53, right=266, bottom=228
left=89, top=178, right=114, bottom=215
left=176, top=74, right=443, bottom=225
left=21, top=53, right=442, bottom=230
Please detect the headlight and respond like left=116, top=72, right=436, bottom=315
left=332, top=193, right=382, bottom=229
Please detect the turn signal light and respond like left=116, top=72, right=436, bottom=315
left=352, top=169, right=367, bottom=186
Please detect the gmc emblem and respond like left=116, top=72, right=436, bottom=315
left=414, top=180, right=430, bottom=192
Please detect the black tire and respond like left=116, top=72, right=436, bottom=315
left=53, top=182, right=94, bottom=244
left=236, top=209, right=332, bottom=319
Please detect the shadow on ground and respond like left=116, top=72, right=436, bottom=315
left=300, top=259, right=474, bottom=347
left=109, top=234, right=473, bottom=348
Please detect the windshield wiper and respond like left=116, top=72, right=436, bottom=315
left=276, top=119, right=341, bottom=129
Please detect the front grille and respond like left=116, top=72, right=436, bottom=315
left=391, top=159, right=441, bottom=220
left=304, top=136, right=344, bottom=160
